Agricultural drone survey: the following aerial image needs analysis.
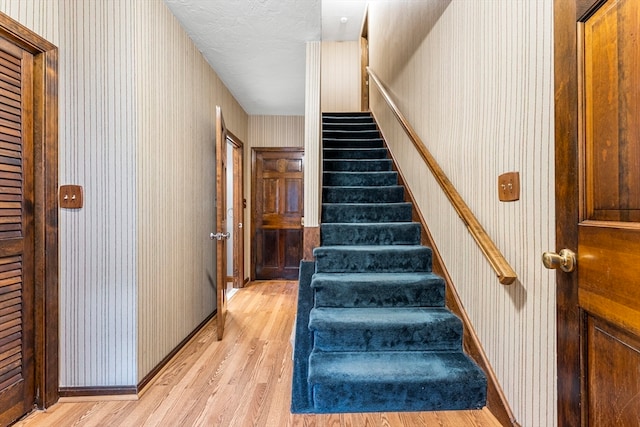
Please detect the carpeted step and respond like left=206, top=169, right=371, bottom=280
left=323, top=138, right=384, bottom=149
left=323, top=122, right=378, bottom=132
left=322, top=186, right=404, bottom=204
left=323, top=147, right=388, bottom=159
left=314, top=245, right=432, bottom=273
left=311, top=272, right=445, bottom=308
left=323, top=171, right=398, bottom=187
left=308, top=351, right=487, bottom=413
left=323, top=129, right=381, bottom=140
left=309, top=307, right=463, bottom=352
left=292, top=111, right=488, bottom=415
left=321, top=222, right=420, bottom=245
left=324, top=159, right=392, bottom=172
left=322, top=202, right=413, bottom=223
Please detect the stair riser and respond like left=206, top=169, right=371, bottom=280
left=323, top=172, right=398, bottom=187
left=323, top=130, right=381, bottom=139
left=321, top=203, right=413, bottom=223
left=323, top=138, right=384, bottom=149
left=323, top=123, right=377, bottom=132
left=324, top=159, right=392, bottom=172
left=323, top=148, right=388, bottom=159
left=310, top=322, right=463, bottom=352
left=313, top=281, right=445, bottom=308
left=321, top=223, right=421, bottom=245
left=322, top=187, right=404, bottom=204
left=311, top=381, right=487, bottom=413
left=314, top=248, right=432, bottom=273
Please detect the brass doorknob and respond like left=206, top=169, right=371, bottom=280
left=542, top=249, right=576, bottom=273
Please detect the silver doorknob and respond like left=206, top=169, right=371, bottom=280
left=210, top=232, right=230, bottom=240
left=542, top=249, right=576, bottom=272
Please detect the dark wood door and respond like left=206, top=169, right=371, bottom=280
left=0, top=37, right=36, bottom=425
left=252, top=149, right=304, bottom=280
left=215, top=106, right=228, bottom=341
left=555, top=0, right=640, bottom=425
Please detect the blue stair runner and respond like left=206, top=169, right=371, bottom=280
left=292, top=112, right=486, bottom=414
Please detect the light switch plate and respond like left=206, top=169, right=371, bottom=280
left=498, top=172, right=520, bottom=202
left=60, top=185, right=83, bottom=209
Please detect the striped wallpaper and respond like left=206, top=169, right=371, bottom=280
left=368, top=1, right=556, bottom=426
left=0, top=0, right=249, bottom=387
left=321, top=41, right=360, bottom=113
left=134, top=0, right=248, bottom=383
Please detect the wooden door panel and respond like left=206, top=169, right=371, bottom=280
left=587, top=316, right=640, bottom=426
left=253, top=149, right=304, bottom=280
left=285, top=178, right=302, bottom=215
left=259, top=229, right=279, bottom=269
left=255, top=229, right=302, bottom=280
left=0, top=37, right=35, bottom=424
left=284, top=229, right=303, bottom=270
left=579, top=225, right=640, bottom=337
left=584, top=0, right=640, bottom=222
left=215, top=106, right=228, bottom=341
left=574, top=0, right=640, bottom=425
left=262, top=179, right=278, bottom=215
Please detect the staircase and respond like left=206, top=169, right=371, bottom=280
left=292, top=112, right=487, bottom=413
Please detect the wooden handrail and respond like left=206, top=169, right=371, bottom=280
left=367, top=67, right=517, bottom=285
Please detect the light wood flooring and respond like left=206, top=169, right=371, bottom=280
left=15, top=281, right=503, bottom=427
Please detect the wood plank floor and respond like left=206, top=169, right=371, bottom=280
left=15, top=281, right=503, bottom=427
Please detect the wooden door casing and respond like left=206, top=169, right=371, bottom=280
left=0, top=14, right=59, bottom=415
left=360, top=5, right=369, bottom=112
left=252, top=148, right=304, bottom=280
left=228, top=132, right=244, bottom=289
left=555, top=0, right=640, bottom=425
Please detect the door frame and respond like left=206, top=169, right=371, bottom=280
left=359, top=4, right=369, bottom=112
left=0, top=14, right=59, bottom=408
left=226, top=131, right=245, bottom=288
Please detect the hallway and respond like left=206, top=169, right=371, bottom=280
left=15, top=281, right=502, bottom=426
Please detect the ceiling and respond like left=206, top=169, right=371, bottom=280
left=163, top=0, right=368, bottom=116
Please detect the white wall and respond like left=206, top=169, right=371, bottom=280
left=368, top=1, right=556, bottom=425
left=0, top=0, right=248, bottom=387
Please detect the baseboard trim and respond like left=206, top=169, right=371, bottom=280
left=375, top=112, right=518, bottom=427
left=58, top=310, right=217, bottom=401
left=58, top=386, right=138, bottom=401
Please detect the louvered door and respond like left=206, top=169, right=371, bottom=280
left=0, top=36, right=36, bottom=425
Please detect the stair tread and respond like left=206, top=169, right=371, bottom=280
left=309, top=351, right=485, bottom=384
left=311, top=271, right=442, bottom=282
left=314, top=244, right=428, bottom=253
left=309, top=307, right=459, bottom=328
left=322, top=202, right=411, bottom=207
left=322, top=185, right=403, bottom=189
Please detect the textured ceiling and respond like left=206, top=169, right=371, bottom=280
left=164, top=0, right=367, bottom=116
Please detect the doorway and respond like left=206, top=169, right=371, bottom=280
left=251, top=148, right=304, bottom=280
left=225, top=132, right=245, bottom=300
left=360, top=5, right=369, bottom=112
